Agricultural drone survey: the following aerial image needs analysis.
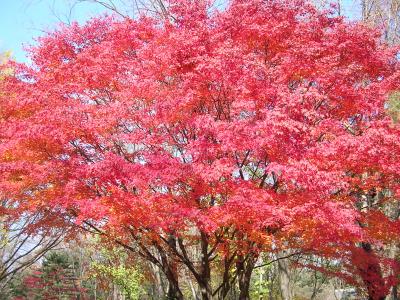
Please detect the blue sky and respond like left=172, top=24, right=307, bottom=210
left=1, top=0, right=361, bottom=63
left=0, top=0, right=112, bottom=62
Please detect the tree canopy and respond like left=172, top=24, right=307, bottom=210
left=0, top=0, right=399, bottom=299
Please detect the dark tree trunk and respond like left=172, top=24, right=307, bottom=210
left=130, top=230, right=184, bottom=299
left=198, top=281, right=213, bottom=300
left=198, top=232, right=213, bottom=300
left=217, top=253, right=236, bottom=299
left=391, top=285, right=398, bottom=300
left=166, top=279, right=184, bottom=300
left=236, top=252, right=257, bottom=300
left=158, top=236, right=184, bottom=300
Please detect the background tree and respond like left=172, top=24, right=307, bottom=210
left=8, top=251, right=86, bottom=300
left=360, top=0, right=400, bottom=43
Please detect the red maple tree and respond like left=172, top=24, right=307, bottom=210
left=1, top=0, right=399, bottom=299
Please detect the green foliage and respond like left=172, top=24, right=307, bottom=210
left=249, top=262, right=282, bottom=300
left=42, top=251, right=73, bottom=270
left=91, top=263, right=142, bottom=300
left=387, top=91, right=400, bottom=122
left=90, top=246, right=142, bottom=300
left=250, top=266, right=271, bottom=299
left=2, top=273, right=27, bottom=299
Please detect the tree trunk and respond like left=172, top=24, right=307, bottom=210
left=392, top=285, right=398, bottom=300
left=162, top=258, right=184, bottom=300
left=237, top=253, right=257, bottom=300
left=198, top=232, right=213, bottom=300
left=217, top=253, right=236, bottom=299
left=198, top=280, right=213, bottom=300
left=238, top=271, right=252, bottom=300
left=386, top=285, right=399, bottom=300
left=157, top=236, right=184, bottom=300
left=278, top=253, right=293, bottom=300
left=166, top=280, right=184, bottom=300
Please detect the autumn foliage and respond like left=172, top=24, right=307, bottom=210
left=1, top=0, right=400, bottom=299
